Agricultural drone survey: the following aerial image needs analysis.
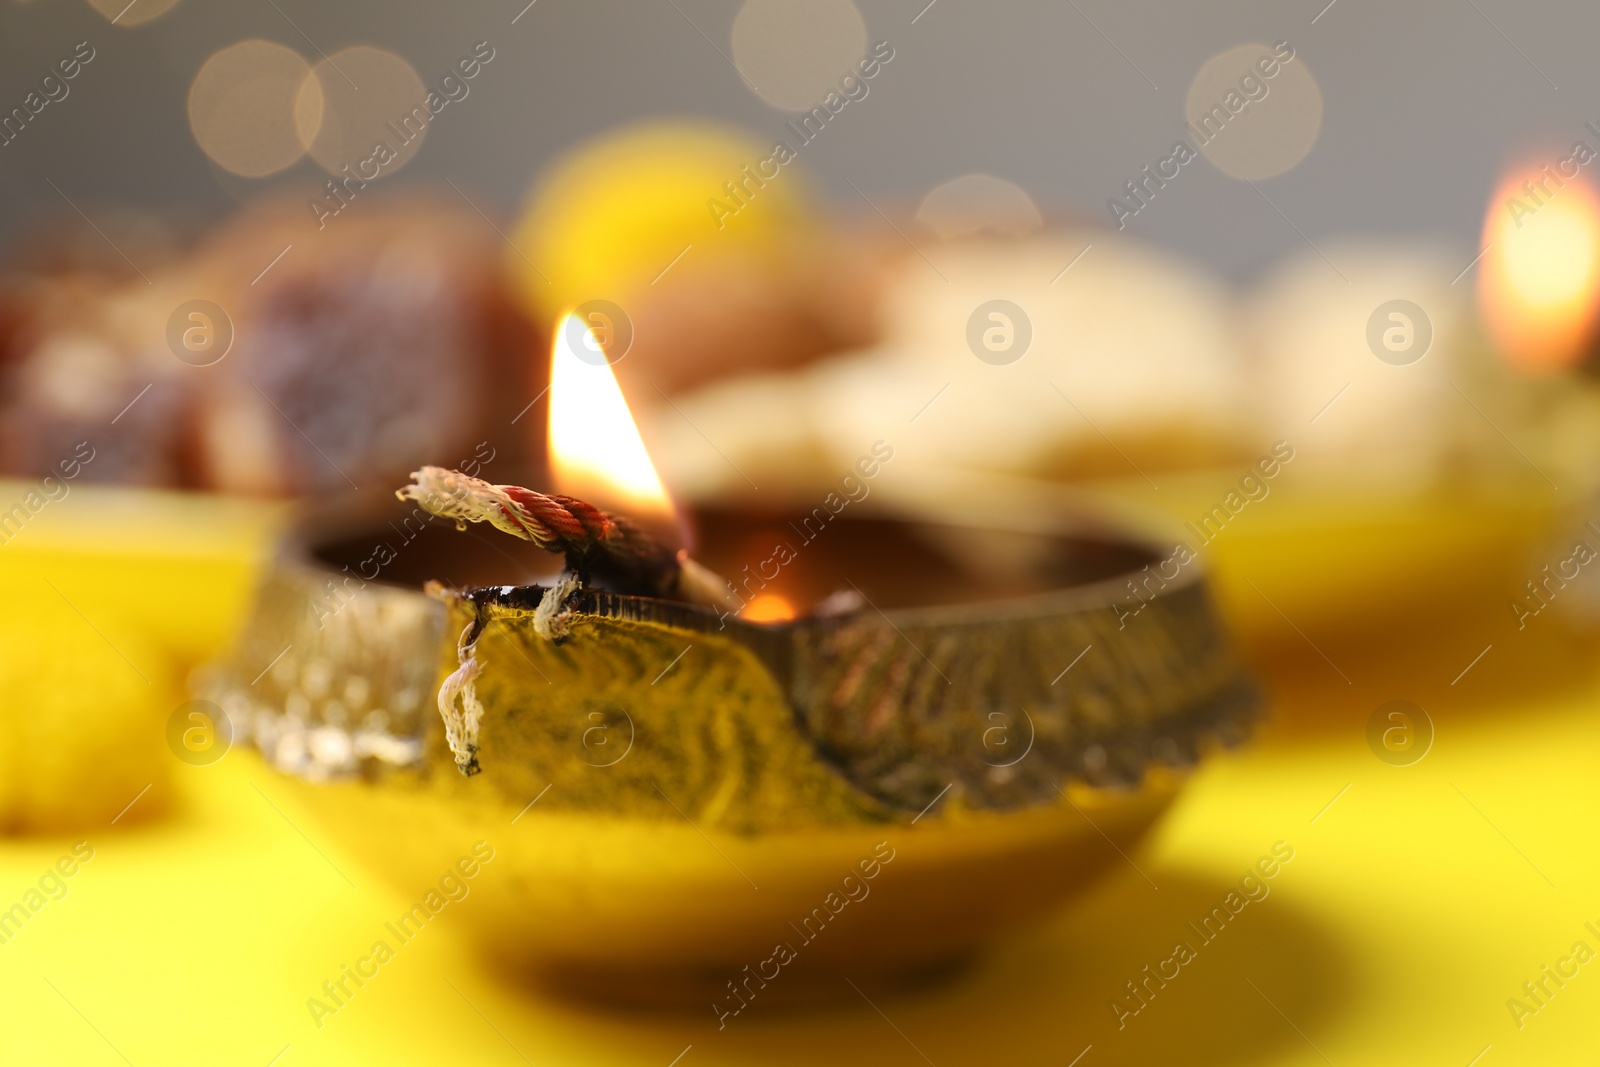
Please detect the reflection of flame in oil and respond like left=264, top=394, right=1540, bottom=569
left=546, top=312, right=674, bottom=529
left=742, top=593, right=796, bottom=623
left=1480, top=167, right=1600, bottom=372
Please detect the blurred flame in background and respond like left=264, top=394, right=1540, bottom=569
left=1479, top=166, right=1600, bottom=372
left=546, top=312, right=675, bottom=530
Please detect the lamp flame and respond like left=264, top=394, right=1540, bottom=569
left=1479, top=166, right=1600, bottom=373
left=546, top=312, right=675, bottom=530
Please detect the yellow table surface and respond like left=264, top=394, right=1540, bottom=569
left=2, top=656, right=1596, bottom=1066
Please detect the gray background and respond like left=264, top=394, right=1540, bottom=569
left=0, top=0, right=1590, bottom=281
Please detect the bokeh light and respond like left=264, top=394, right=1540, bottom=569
left=187, top=40, right=320, bottom=179
left=730, top=0, right=867, bottom=111
left=296, top=46, right=427, bottom=178
left=85, top=0, right=181, bottom=27
left=1184, top=42, right=1323, bottom=181
left=915, top=174, right=1043, bottom=239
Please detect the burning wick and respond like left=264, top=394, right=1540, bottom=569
left=395, top=465, right=735, bottom=615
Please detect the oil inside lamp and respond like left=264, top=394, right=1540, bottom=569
left=741, top=592, right=797, bottom=623
left=1479, top=166, right=1600, bottom=373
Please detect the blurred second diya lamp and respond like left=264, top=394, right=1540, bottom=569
left=1479, top=163, right=1600, bottom=374
left=213, top=312, right=1261, bottom=1002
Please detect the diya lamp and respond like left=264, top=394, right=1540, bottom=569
left=1470, top=163, right=1600, bottom=512
left=1478, top=166, right=1600, bottom=375
left=215, top=313, right=1259, bottom=1005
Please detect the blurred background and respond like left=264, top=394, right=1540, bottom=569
left=2, top=0, right=1597, bottom=278
left=5, top=1, right=1600, bottom=1065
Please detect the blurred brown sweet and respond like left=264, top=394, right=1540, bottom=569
left=609, top=226, right=889, bottom=402
left=0, top=197, right=540, bottom=497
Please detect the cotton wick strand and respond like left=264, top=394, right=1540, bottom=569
left=397, top=466, right=685, bottom=598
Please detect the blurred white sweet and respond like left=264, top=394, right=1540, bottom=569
left=647, top=230, right=1253, bottom=498
left=1239, top=241, right=1477, bottom=486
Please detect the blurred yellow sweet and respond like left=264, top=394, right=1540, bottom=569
left=0, top=585, right=174, bottom=832
left=512, top=120, right=811, bottom=315
left=0, top=481, right=283, bottom=832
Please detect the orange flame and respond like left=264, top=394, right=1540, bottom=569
left=546, top=312, right=675, bottom=530
left=1479, top=166, right=1600, bottom=373
left=742, top=593, right=797, bottom=623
